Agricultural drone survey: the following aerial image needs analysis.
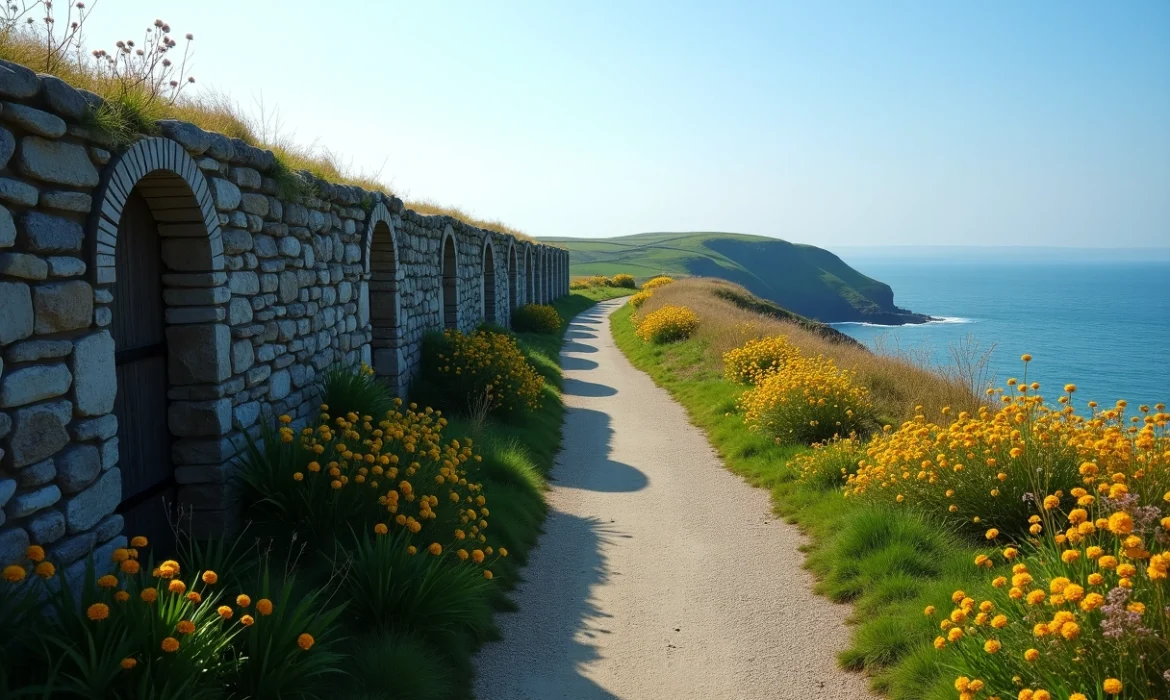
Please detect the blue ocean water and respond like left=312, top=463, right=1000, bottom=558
left=830, top=259, right=1170, bottom=409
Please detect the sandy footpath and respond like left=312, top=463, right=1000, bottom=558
left=473, top=299, right=875, bottom=700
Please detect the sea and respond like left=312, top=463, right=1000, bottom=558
left=830, top=254, right=1170, bottom=411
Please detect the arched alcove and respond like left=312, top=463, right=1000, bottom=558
left=507, top=242, right=518, bottom=311
left=482, top=239, right=497, bottom=324
left=92, top=137, right=228, bottom=550
left=368, top=215, right=401, bottom=383
left=441, top=230, right=459, bottom=329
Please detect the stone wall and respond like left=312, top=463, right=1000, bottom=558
left=0, top=59, right=569, bottom=576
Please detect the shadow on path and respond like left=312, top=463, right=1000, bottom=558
left=563, top=377, right=618, bottom=398
left=477, top=512, right=626, bottom=700
left=562, top=356, right=599, bottom=371
left=554, top=407, right=647, bottom=493
left=563, top=340, right=599, bottom=354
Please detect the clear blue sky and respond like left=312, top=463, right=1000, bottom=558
left=85, top=1, right=1170, bottom=246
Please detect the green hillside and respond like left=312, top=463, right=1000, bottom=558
left=544, top=232, right=931, bottom=324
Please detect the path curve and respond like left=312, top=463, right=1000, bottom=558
left=474, top=299, right=875, bottom=700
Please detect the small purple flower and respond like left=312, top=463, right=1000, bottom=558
left=1100, top=587, right=1150, bottom=639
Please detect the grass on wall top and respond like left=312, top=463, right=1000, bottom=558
left=0, top=26, right=538, bottom=243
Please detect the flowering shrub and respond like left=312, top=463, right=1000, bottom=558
left=723, top=335, right=800, bottom=384
left=739, top=354, right=874, bottom=444
left=608, top=273, right=636, bottom=288
left=239, top=399, right=504, bottom=560
left=635, top=304, right=699, bottom=344
left=425, top=329, right=543, bottom=416
left=570, top=279, right=590, bottom=290
left=642, top=276, right=674, bottom=291
left=0, top=540, right=343, bottom=699
left=629, top=290, right=653, bottom=309
left=512, top=303, right=563, bottom=334
left=843, top=359, right=1166, bottom=540
left=787, top=437, right=865, bottom=490
left=927, top=401, right=1169, bottom=699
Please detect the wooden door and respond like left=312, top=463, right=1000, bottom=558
left=111, top=190, right=175, bottom=550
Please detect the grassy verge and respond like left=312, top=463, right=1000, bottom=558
left=610, top=302, right=988, bottom=700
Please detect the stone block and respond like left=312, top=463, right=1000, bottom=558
left=71, top=331, right=115, bottom=417
left=209, top=177, right=241, bottom=211
left=69, top=414, right=117, bottom=442
left=0, top=252, right=47, bottom=279
left=27, top=507, right=66, bottom=545
left=278, top=236, right=301, bottom=257
left=245, top=364, right=271, bottom=388
left=0, top=527, right=29, bottom=569
left=233, top=401, right=261, bottom=430
left=92, top=514, right=123, bottom=543
left=168, top=398, right=232, bottom=437
left=47, top=530, right=94, bottom=565
left=17, top=457, right=55, bottom=487
left=231, top=339, right=254, bottom=374
left=46, top=256, right=85, bottom=278
left=62, top=467, right=119, bottom=534
left=228, top=271, right=259, bottom=295
left=39, top=75, right=88, bottom=122
left=161, top=238, right=220, bottom=272
left=17, top=136, right=99, bottom=187
left=6, top=400, right=70, bottom=468
left=1, top=101, right=66, bottom=137
left=171, top=436, right=237, bottom=465
left=222, top=227, right=252, bottom=255
left=39, top=191, right=91, bottom=213
left=228, top=297, right=253, bottom=325
left=267, top=369, right=290, bottom=400
left=0, top=362, right=71, bottom=408
left=158, top=120, right=210, bottom=155
left=0, top=177, right=36, bottom=206
left=33, top=280, right=92, bottom=334
left=56, top=443, right=101, bottom=494
left=5, top=483, right=60, bottom=519
left=0, top=202, right=13, bottom=247
left=163, top=286, right=231, bottom=306
left=358, top=281, right=370, bottom=326
left=0, top=479, right=15, bottom=507
left=239, top=193, right=269, bottom=217
left=165, top=306, right=225, bottom=324
left=166, top=324, right=231, bottom=385
left=99, top=437, right=118, bottom=471
left=230, top=166, right=261, bottom=189
left=253, top=234, right=278, bottom=258
left=161, top=272, right=228, bottom=288
left=19, top=210, right=82, bottom=253
left=278, top=271, right=299, bottom=303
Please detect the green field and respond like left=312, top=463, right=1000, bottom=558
left=545, top=231, right=929, bottom=325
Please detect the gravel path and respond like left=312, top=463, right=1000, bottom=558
left=473, top=299, right=875, bottom=700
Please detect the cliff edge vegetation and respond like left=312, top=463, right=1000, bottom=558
left=549, top=232, right=931, bottom=324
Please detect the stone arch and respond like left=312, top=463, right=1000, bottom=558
left=440, top=226, right=459, bottom=330
left=366, top=205, right=402, bottom=387
left=482, top=237, right=497, bottom=325
left=528, top=246, right=538, bottom=304
left=506, top=240, right=518, bottom=312
left=89, top=136, right=230, bottom=549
